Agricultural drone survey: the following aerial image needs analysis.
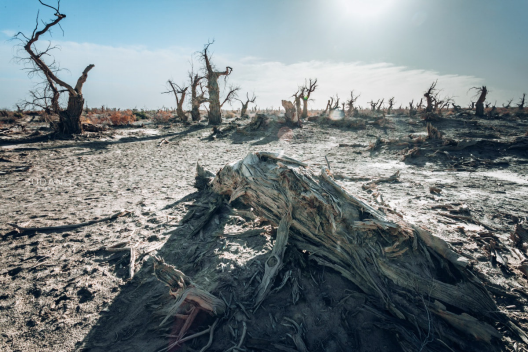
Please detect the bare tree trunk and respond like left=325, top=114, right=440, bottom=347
left=475, top=86, right=487, bottom=117
left=238, top=92, right=256, bottom=118
left=240, top=102, right=249, bottom=118
left=346, top=90, right=360, bottom=117
left=376, top=98, right=384, bottom=112
left=293, top=94, right=302, bottom=120
left=177, top=100, right=187, bottom=122
left=387, top=97, right=395, bottom=114
left=518, top=93, right=526, bottom=111
left=301, top=79, right=317, bottom=119
left=281, top=100, right=297, bottom=126
left=323, top=99, right=331, bottom=116
left=207, top=75, right=222, bottom=125
left=165, top=81, right=188, bottom=122
left=424, top=81, right=437, bottom=113
left=200, top=42, right=236, bottom=125
left=190, top=74, right=205, bottom=122
left=301, top=99, right=308, bottom=119
left=16, top=3, right=94, bottom=135
left=58, top=95, right=84, bottom=134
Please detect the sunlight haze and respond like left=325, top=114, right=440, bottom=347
left=0, top=0, right=526, bottom=109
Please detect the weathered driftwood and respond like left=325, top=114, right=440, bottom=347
left=212, top=152, right=527, bottom=351
left=362, top=170, right=400, bottom=190
left=254, top=215, right=290, bottom=308
left=102, top=241, right=137, bottom=279
left=281, top=100, right=297, bottom=126
left=153, top=257, right=225, bottom=330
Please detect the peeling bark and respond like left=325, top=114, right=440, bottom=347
left=281, top=100, right=297, bottom=126
left=200, top=42, right=236, bottom=125
left=212, top=152, right=526, bottom=351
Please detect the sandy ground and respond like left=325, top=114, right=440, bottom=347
left=0, top=113, right=527, bottom=352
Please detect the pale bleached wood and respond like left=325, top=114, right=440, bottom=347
left=212, top=151, right=521, bottom=351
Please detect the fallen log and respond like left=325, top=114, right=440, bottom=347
left=8, top=210, right=130, bottom=234
left=212, top=152, right=527, bottom=351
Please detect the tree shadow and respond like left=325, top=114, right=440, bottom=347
left=1, top=124, right=209, bottom=153
left=78, top=189, right=224, bottom=352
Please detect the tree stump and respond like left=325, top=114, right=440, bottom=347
left=281, top=100, right=298, bottom=126
left=212, top=152, right=527, bottom=351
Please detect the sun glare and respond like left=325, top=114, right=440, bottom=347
left=339, top=0, right=396, bottom=18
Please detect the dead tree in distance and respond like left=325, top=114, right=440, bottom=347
left=408, top=99, right=417, bottom=116
left=438, top=97, right=454, bottom=114
left=200, top=41, right=239, bottom=125
left=300, top=78, right=317, bottom=119
left=472, top=86, right=488, bottom=117
left=163, top=80, right=188, bottom=122
left=329, top=95, right=340, bottom=111
left=15, top=1, right=94, bottom=134
left=237, top=92, right=256, bottom=118
left=417, top=98, right=424, bottom=110
left=424, top=80, right=438, bottom=113
left=189, top=68, right=207, bottom=122
left=518, top=93, right=526, bottom=111
left=292, top=88, right=303, bottom=122
left=502, top=98, right=513, bottom=108
left=323, top=99, right=331, bottom=116
left=346, top=90, right=360, bottom=117
left=369, top=100, right=379, bottom=112
left=387, top=97, right=395, bottom=114
left=376, top=98, right=384, bottom=112
left=281, top=100, right=297, bottom=126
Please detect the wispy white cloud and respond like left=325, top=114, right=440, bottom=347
left=0, top=40, right=515, bottom=110
left=1, top=30, right=16, bottom=37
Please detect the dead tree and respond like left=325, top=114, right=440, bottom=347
left=432, top=93, right=443, bottom=112
left=212, top=152, right=528, bottom=351
left=438, top=97, right=454, bottom=114
left=189, top=68, right=207, bottom=122
left=472, top=86, right=488, bottom=117
left=417, top=98, right=424, bottom=110
left=408, top=100, right=417, bottom=116
left=237, top=92, right=256, bottom=118
left=14, top=1, right=94, bottom=134
left=281, top=100, right=299, bottom=127
left=424, top=81, right=438, bottom=113
left=427, top=122, right=442, bottom=139
left=376, top=98, right=384, bottom=112
left=323, top=100, right=330, bottom=115
left=369, top=100, right=379, bottom=112
left=300, top=78, right=318, bottom=119
left=329, top=95, right=340, bottom=112
left=502, top=99, right=513, bottom=108
left=346, top=90, right=360, bottom=117
left=292, top=88, right=303, bottom=122
left=163, top=80, right=188, bottom=122
left=387, top=97, right=395, bottom=114
left=452, top=103, right=462, bottom=113
left=518, top=93, right=526, bottom=110
left=200, top=41, right=239, bottom=125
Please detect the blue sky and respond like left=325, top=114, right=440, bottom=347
left=1, top=0, right=527, bottom=109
